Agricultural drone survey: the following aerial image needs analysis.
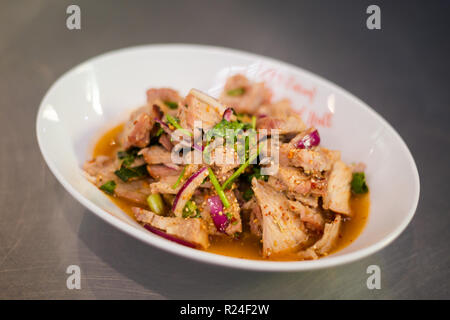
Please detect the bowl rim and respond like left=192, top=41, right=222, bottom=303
left=36, top=43, right=420, bottom=271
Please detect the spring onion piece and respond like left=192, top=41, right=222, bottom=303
left=351, top=172, right=369, bottom=194
left=208, top=167, right=230, bottom=208
left=207, top=195, right=229, bottom=233
left=147, top=193, right=165, bottom=215
left=114, top=164, right=148, bottom=182
left=251, top=115, right=256, bottom=130
left=155, top=127, right=164, bottom=137
left=222, top=149, right=260, bottom=190
left=296, top=129, right=321, bottom=149
left=227, top=87, right=245, bottom=96
left=99, top=180, right=116, bottom=195
left=164, top=101, right=178, bottom=109
left=171, top=165, right=187, bottom=189
left=166, top=114, right=192, bottom=137
left=144, top=224, right=196, bottom=248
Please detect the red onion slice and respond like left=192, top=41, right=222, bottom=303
left=172, top=167, right=208, bottom=216
left=222, top=108, right=234, bottom=121
left=296, top=129, right=321, bottom=149
left=207, top=195, right=229, bottom=233
left=144, top=224, right=196, bottom=248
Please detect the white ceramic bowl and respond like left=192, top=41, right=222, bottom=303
left=36, top=44, right=420, bottom=271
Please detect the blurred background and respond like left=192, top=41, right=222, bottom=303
left=0, top=0, right=449, bottom=299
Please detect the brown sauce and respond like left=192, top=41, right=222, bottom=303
left=92, top=124, right=370, bottom=260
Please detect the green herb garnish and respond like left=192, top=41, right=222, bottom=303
left=155, top=127, right=164, bottom=137
left=171, top=165, right=187, bottom=189
left=227, top=87, right=245, bottom=96
left=222, top=148, right=260, bottom=190
left=351, top=172, right=369, bottom=194
left=246, top=167, right=268, bottom=183
left=114, top=164, right=148, bottom=182
left=117, top=148, right=140, bottom=168
left=182, top=200, right=200, bottom=218
left=164, top=101, right=179, bottom=109
left=208, top=167, right=230, bottom=208
left=99, top=180, right=116, bottom=195
left=205, top=119, right=251, bottom=141
left=242, top=189, right=254, bottom=201
left=166, top=114, right=192, bottom=137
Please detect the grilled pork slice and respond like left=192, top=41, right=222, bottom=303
left=286, top=192, right=320, bottom=208
left=252, top=178, right=308, bottom=257
left=208, top=146, right=240, bottom=175
left=279, top=144, right=334, bottom=172
left=242, top=198, right=263, bottom=237
left=146, top=88, right=183, bottom=117
left=268, top=166, right=312, bottom=195
left=158, top=133, right=173, bottom=151
left=313, top=214, right=342, bottom=255
left=133, top=207, right=209, bottom=249
left=322, top=160, right=352, bottom=215
left=139, top=145, right=173, bottom=165
left=177, top=89, right=224, bottom=133
left=149, top=175, right=180, bottom=195
left=83, top=156, right=152, bottom=205
left=258, top=98, right=297, bottom=119
left=287, top=200, right=325, bottom=232
left=219, top=74, right=272, bottom=114
left=146, top=164, right=180, bottom=179
left=256, top=99, right=306, bottom=135
left=122, top=104, right=159, bottom=149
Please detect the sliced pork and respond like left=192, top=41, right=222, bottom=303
left=122, top=105, right=159, bottom=149
left=322, top=160, right=352, bottom=215
left=252, top=178, right=308, bottom=257
left=139, top=145, right=173, bottom=165
left=313, top=214, right=342, bottom=255
left=83, top=156, right=152, bottom=205
left=279, top=144, right=334, bottom=172
left=219, top=74, right=272, bottom=114
left=178, top=89, right=224, bottom=133
left=133, top=207, right=209, bottom=249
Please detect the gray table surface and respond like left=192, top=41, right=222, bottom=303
left=0, top=0, right=449, bottom=299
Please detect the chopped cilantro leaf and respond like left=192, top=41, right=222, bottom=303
left=351, top=172, right=369, bottom=194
